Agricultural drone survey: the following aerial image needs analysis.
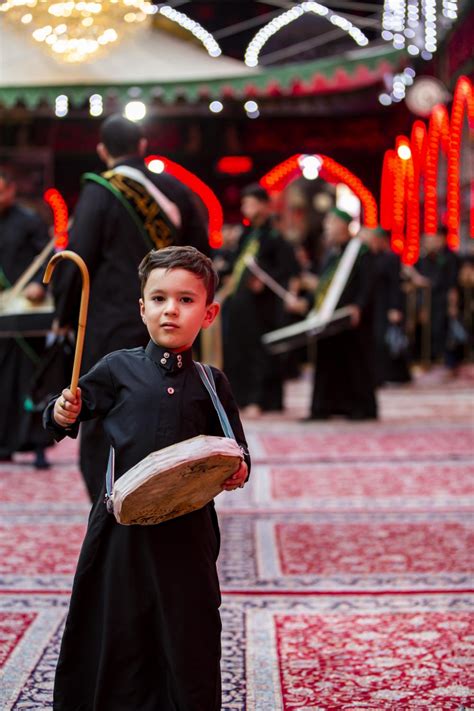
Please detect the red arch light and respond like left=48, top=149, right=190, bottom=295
left=260, top=154, right=378, bottom=228
left=145, top=155, right=224, bottom=248
left=381, top=75, right=473, bottom=262
left=43, top=188, right=69, bottom=250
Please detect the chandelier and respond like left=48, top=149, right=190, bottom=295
left=381, top=0, right=458, bottom=58
left=0, top=0, right=157, bottom=62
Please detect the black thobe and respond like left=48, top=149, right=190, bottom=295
left=224, top=220, right=299, bottom=410
left=416, top=247, right=459, bottom=360
left=373, top=250, right=411, bottom=385
left=0, top=204, right=52, bottom=457
left=44, top=342, right=250, bottom=711
left=310, top=243, right=377, bottom=419
left=53, top=156, right=209, bottom=500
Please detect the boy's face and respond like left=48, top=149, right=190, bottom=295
left=139, top=267, right=219, bottom=353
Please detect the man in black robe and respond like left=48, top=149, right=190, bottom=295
left=53, top=115, right=209, bottom=501
left=223, top=184, right=300, bottom=416
left=290, top=209, right=377, bottom=420
left=367, top=227, right=411, bottom=386
left=416, top=226, right=460, bottom=364
left=0, top=168, right=52, bottom=467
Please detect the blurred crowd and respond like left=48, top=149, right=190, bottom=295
left=1, top=114, right=473, bottom=478
left=212, top=182, right=473, bottom=421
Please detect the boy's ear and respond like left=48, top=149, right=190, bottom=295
left=139, top=298, right=146, bottom=323
left=202, top=301, right=220, bottom=329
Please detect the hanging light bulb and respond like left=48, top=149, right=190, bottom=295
left=0, top=0, right=156, bottom=63
left=381, top=0, right=458, bottom=57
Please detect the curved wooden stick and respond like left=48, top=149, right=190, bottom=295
left=43, top=250, right=90, bottom=396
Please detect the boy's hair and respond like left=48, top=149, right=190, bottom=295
left=100, top=114, right=144, bottom=158
left=138, top=246, right=219, bottom=303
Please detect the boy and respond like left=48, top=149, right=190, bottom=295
left=44, top=246, right=250, bottom=711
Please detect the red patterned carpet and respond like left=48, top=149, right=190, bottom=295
left=1, top=365, right=473, bottom=710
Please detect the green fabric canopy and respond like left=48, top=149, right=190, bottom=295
left=0, top=20, right=404, bottom=109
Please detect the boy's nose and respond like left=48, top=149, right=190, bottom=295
left=164, top=300, right=178, bottom=314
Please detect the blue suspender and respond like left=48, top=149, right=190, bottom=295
left=104, top=362, right=235, bottom=506
left=194, top=362, right=236, bottom=441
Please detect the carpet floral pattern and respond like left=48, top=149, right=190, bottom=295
left=1, top=368, right=473, bottom=709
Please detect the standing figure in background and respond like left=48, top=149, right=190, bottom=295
left=416, top=226, right=460, bottom=370
left=53, top=114, right=209, bottom=502
left=368, top=227, right=411, bottom=386
left=0, top=168, right=52, bottom=468
left=287, top=209, right=377, bottom=421
left=223, top=184, right=299, bottom=417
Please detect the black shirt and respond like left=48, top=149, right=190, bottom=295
left=45, top=340, right=250, bottom=478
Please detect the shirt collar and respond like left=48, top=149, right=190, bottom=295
left=145, top=340, right=193, bottom=373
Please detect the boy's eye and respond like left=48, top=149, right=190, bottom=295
left=181, top=297, right=193, bottom=303
left=152, top=296, right=165, bottom=302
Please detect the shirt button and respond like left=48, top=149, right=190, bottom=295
left=161, top=358, right=167, bottom=365
left=164, top=352, right=170, bottom=358
left=167, top=387, right=175, bottom=395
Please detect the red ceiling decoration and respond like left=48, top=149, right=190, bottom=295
left=216, top=156, right=253, bottom=175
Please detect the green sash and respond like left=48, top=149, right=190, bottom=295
left=313, top=242, right=369, bottom=311
left=230, top=233, right=260, bottom=295
left=312, top=254, right=341, bottom=311
left=83, top=170, right=178, bottom=251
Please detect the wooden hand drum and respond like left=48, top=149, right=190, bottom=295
left=111, top=435, right=243, bottom=526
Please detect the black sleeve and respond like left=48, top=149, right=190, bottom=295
left=156, top=173, right=210, bottom=256
left=178, top=189, right=210, bottom=257
left=212, top=367, right=251, bottom=478
left=388, top=255, right=403, bottom=311
left=43, top=354, right=116, bottom=441
left=53, top=183, right=107, bottom=327
left=352, top=250, right=376, bottom=311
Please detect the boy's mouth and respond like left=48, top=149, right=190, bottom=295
left=161, top=322, right=179, bottom=330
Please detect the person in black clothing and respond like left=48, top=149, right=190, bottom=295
left=44, top=246, right=250, bottom=711
left=0, top=168, right=53, bottom=467
left=367, top=227, right=411, bottom=386
left=416, top=225, right=460, bottom=366
left=53, top=114, right=209, bottom=501
left=223, top=184, right=300, bottom=416
left=287, top=209, right=377, bottom=420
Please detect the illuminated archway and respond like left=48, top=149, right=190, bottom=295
left=381, top=75, right=473, bottom=262
left=260, top=153, right=378, bottom=228
left=447, top=76, right=473, bottom=249
left=145, top=155, right=224, bottom=248
left=44, top=188, right=69, bottom=250
left=424, top=104, right=449, bottom=235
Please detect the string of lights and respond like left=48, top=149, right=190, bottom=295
left=43, top=188, right=69, bottom=250
left=158, top=5, right=221, bottom=58
left=381, top=0, right=457, bottom=58
left=244, top=1, right=368, bottom=67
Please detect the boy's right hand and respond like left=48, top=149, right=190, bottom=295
left=53, top=387, right=82, bottom=428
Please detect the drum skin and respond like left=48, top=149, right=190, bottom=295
left=112, top=435, right=242, bottom=525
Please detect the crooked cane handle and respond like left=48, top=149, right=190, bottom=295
left=43, top=250, right=90, bottom=396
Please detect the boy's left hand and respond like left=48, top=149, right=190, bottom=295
left=222, top=460, right=248, bottom=491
